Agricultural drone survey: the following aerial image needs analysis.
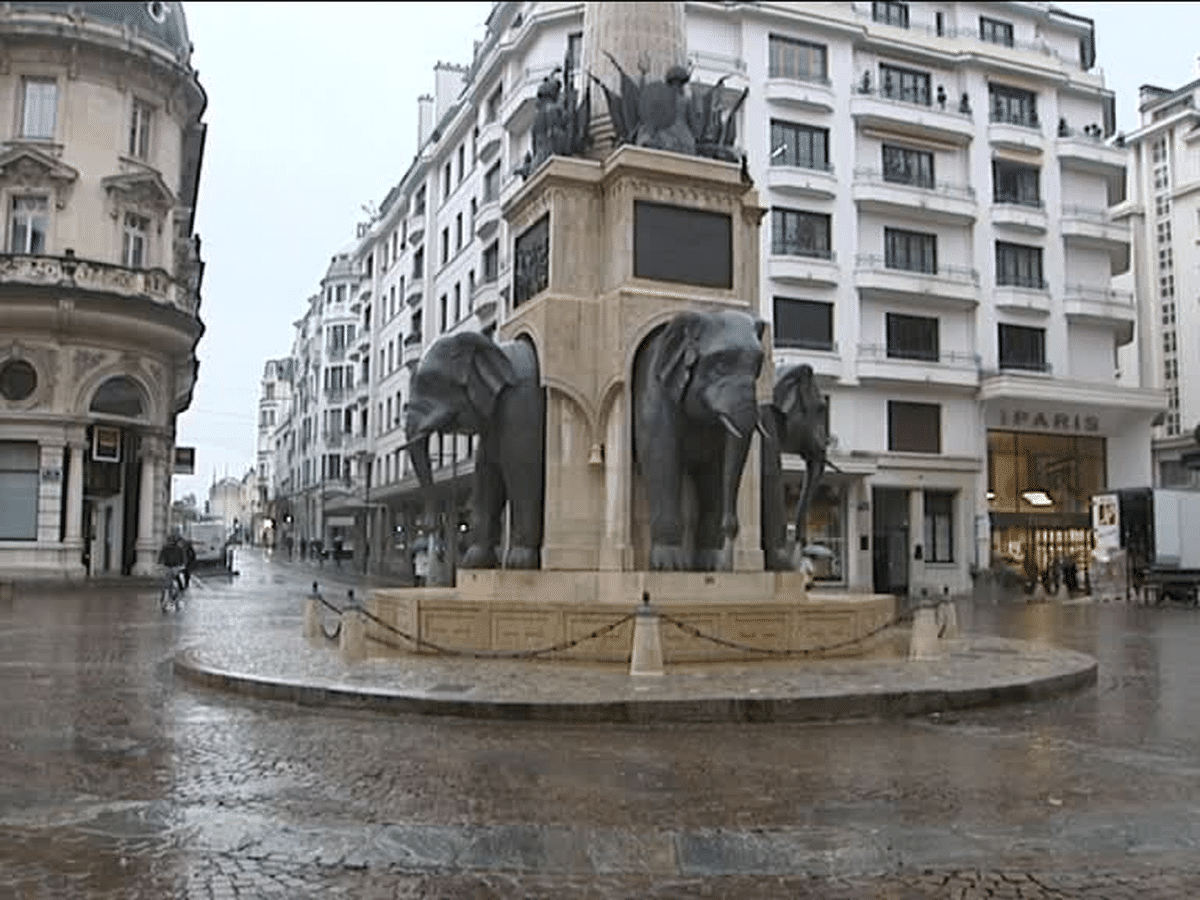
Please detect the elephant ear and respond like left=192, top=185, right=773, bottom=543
left=654, top=312, right=708, bottom=404
left=775, top=364, right=817, bottom=417
left=465, top=335, right=518, bottom=421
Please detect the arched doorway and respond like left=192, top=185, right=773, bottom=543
left=84, top=376, right=150, bottom=576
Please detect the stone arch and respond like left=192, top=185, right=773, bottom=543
left=78, top=370, right=156, bottom=422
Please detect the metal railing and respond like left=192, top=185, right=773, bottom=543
left=1064, top=284, right=1134, bottom=306
left=1061, top=205, right=1115, bottom=223
left=993, top=194, right=1044, bottom=209
left=855, top=255, right=978, bottom=282
left=854, top=80, right=973, bottom=118
left=996, top=275, right=1048, bottom=290
left=775, top=338, right=838, bottom=353
left=854, top=168, right=974, bottom=200
left=857, top=343, right=981, bottom=368
left=771, top=159, right=835, bottom=175
left=989, top=107, right=1041, bottom=129
left=771, top=243, right=836, bottom=261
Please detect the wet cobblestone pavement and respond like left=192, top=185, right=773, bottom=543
left=4, top=548, right=1200, bottom=897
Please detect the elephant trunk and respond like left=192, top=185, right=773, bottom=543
left=407, top=432, right=437, bottom=526
left=720, top=425, right=753, bottom=544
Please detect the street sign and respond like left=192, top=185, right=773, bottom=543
left=174, top=446, right=195, bottom=475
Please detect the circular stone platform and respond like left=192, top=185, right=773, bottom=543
left=174, top=629, right=1097, bottom=724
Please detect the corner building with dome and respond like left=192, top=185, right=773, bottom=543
left=0, top=2, right=207, bottom=579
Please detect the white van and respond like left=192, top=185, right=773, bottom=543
left=185, top=520, right=228, bottom=563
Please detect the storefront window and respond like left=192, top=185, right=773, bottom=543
left=785, top=479, right=845, bottom=582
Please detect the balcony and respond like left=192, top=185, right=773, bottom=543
left=0, top=251, right=187, bottom=310
left=994, top=278, right=1051, bottom=315
left=1064, top=284, right=1135, bottom=345
left=768, top=248, right=839, bottom=287
left=989, top=198, right=1047, bottom=234
left=324, top=385, right=347, bottom=403
left=850, top=86, right=974, bottom=144
left=326, top=343, right=347, bottom=362
left=767, top=163, right=837, bottom=199
left=322, top=429, right=344, bottom=449
left=473, top=277, right=498, bottom=325
left=1060, top=206, right=1130, bottom=273
left=501, top=63, right=555, bottom=133
left=406, top=276, right=423, bottom=307
left=403, top=333, right=422, bottom=369
left=765, top=75, right=835, bottom=113
left=408, top=206, right=426, bottom=246
left=1056, top=131, right=1127, bottom=177
left=851, top=169, right=976, bottom=223
left=987, top=111, right=1044, bottom=153
left=773, top=341, right=842, bottom=381
left=854, top=255, right=979, bottom=307
left=856, top=343, right=981, bottom=388
left=477, top=118, right=503, bottom=163
left=475, top=195, right=501, bottom=240
left=357, top=334, right=369, bottom=354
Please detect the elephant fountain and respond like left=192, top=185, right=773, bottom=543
left=404, top=331, right=545, bottom=570
left=632, top=309, right=766, bottom=571
left=760, top=363, right=833, bottom=571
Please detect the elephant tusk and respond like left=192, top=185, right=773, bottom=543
left=718, top=414, right=742, bottom=439
left=755, top=418, right=770, bottom=439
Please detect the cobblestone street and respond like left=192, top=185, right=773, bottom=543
left=4, top=548, right=1200, bottom=897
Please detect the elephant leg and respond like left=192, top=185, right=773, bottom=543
left=642, top=444, right=688, bottom=571
left=504, top=470, right=542, bottom=570
left=691, top=459, right=726, bottom=572
left=759, top=420, right=792, bottom=571
left=498, top=389, right=545, bottom=570
left=793, top=455, right=825, bottom=553
left=462, top=440, right=502, bottom=569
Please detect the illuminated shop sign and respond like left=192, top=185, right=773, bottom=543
left=996, top=409, right=1100, bottom=433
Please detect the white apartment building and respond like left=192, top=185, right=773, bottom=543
left=277, top=0, right=1163, bottom=595
left=253, top=357, right=293, bottom=544
left=1118, top=78, right=1200, bottom=486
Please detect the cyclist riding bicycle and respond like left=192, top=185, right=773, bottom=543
left=158, top=534, right=189, bottom=605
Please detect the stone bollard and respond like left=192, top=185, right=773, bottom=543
left=936, top=599, right=959, bottom=639
left=303, top=582, right=321, bottom=640
left=629, top=592, right=664, bottom=677
left=339, top=607, right=367, bottom=663
left=908, top=606, right=940, bottom=659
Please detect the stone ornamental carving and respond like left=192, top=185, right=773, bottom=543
left=0, top=253, right=181, bottom=309
left=72, top=348, right=108, bottom=381
left=512, top=214, right=549, bottom=308
left=0, top=145, right=79, bottom=209
left=0, top=341, right=56, bottom=410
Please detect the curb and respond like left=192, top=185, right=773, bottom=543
left=173, top=645, right=1098, bottom=725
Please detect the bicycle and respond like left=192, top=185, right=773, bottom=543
left=159, top=565, right=187, bottom=613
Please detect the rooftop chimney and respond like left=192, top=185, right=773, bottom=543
left=433, top=61, right=468, bottom=123
left=417, top=94, right=434, bottom=148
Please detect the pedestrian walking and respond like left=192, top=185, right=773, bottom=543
left=300, top=538, right=308, bottom=560
left=285, top=535, right=294, bottom=559
left=333, top=536, right=343, bottom=570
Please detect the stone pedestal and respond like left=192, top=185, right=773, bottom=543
left=500, top=145, right=770, bottom=574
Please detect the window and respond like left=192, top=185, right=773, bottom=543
left=886, top=313, right=938, bottom=361
left=413, top=246, right=424, bottom=278
left=336, top=284, right=346, bottom=304
left=880, top=63, right=929, bottom=105
left=9, top=196, right=47, bottom=254
left=391, top=230, right=398, bottom=262
left=771, top=208, right=831, bottom=258
left=440, top=294, right=448, bottom=332
left=415, top=185, right=427, bottom=216
left=980, top=16, right=1014, bottom=47
left=483, top=241, right=499, bottom=281
left=456, top=212, right=463, bottom=250
left=995, top=241, right=1044, bottom=288
left=881, top=144, right=934, bottom=188
left=884, top=227, right=936, bottom=274
left=923, top=492, right=954, bottom=562
left=770, top=120, right=829, bottom=170
left=21, top=77, right=56, bottom=139
left=454, top=282, right=461, bottom=321
left=989, top=83, right=1038, bottom=127
left=567, top=32, right=582, bottom=70
left=872, top=0, right=909, bottom=27
left=992, top=160, right=1040, bottom=206
left=767, top=35, right=828, bottom=82
left=441, top=227, right=449, bottom=264
left=773, top=297, right=833, bottom=350
left=128, top=98, right=153, bottom=160
left=484, top=162, right=501, bottom=203
left=888, top=401, right=941, bottom=453
left=0, top=441, right=38, bottom=540
left=442, top=162, right=451, bottom=200
left=122, top=212, right=150, bottom=268
left=457, top=145, right=465, bottom=184
left=998, top=323, right=1046, bottom=371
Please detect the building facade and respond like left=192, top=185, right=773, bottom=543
left=253, top=356, right=293, bottom=545
left=1117, top=78, right=1200, bottom=486
left=268, top=1, right=1161, bottom=595
left=0, top=1, right=207, bottom=578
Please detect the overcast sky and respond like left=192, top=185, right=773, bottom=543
left=171, top=1, right=1200, bottom=503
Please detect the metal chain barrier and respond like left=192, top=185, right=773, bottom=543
left=308, top=581, right=635, bottom=660
left=657, top=600, right=946, bottom=659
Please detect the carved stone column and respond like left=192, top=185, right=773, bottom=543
left=133, top=434, right=162, bottom=576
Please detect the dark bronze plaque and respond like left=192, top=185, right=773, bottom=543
left=634, top=200, right=732, bottom=288
left=512, top=213, right=549, bottom=308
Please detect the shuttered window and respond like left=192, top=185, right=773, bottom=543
left=0, top=442, right=39, bottom=540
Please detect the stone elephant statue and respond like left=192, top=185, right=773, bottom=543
left=760, top=363, right=833, bottom=571
left=632, top=309, right=766, bottom=571
left=404, top=332, right=545, bottom=570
